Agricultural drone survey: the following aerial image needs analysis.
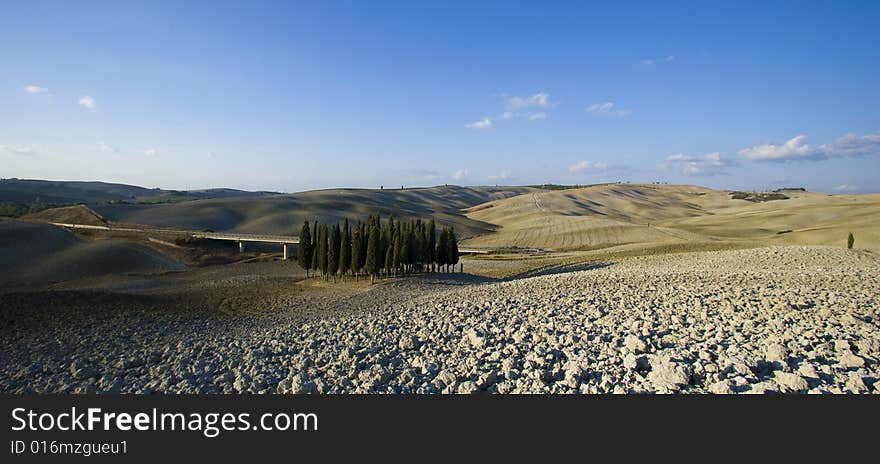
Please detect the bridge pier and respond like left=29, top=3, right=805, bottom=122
left=238, top=241, right=244, bottom=253
left=282, top=243, right=289, bottom=260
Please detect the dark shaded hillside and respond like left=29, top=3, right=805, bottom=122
left=0, top=219, right=184, bottom=288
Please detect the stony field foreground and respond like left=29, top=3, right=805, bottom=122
left=1, top=246, right=878, bottom=394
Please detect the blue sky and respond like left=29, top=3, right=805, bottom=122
left=1, top=0, right=878, bottom=193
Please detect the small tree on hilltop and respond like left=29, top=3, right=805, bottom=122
left=848, top=232, right=855, bottom=249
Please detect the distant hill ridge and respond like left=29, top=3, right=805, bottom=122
left=0, top=178, right=275, bottom=206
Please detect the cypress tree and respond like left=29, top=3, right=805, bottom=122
left=312, top=221, right=320, bottom=276
left=447, top=227, right=460, bottom=272
left=328, top=223, right=340, bottom=278
left=392, top=233, right=401, bottom=276
left=318, top=224, right=328, bottom=278
left=436, top=227, right=448, bottom=271
left=349, top=221, right=361, bottom=277
left=421, top=223, right=429, bottom=271
left=366, top=223, right=380, bottom=283
left=384, top=219, right=396, bottom=275
left=311, top=232, right=319, bottom=276
left=848, top=232, right=855, bottom=249
left=351, top=222, right=362, bottom=279
left=385, top=237, right=394, bottom=276
left=339, top=220, right=350, bottom=278
left=381, top=216, right=393, bottom=275
left=427, top=219, right=436, bottom=272
left=375, top=214, right=383, bottom=274
left=359, top=221, right=368, bottom=270
left=314, top=223, right=321, bottom=277
left=415, top=221, right=426, bottom=272
left=401, top=225, right=411, bottom=273
left=410, top=222, right=419, bottom=270
left=297, top=221, right=312, bottom=277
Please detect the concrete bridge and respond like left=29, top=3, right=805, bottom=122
left=49, top=222, right=491, bottom=259
left=191, top=231, right=299, bottom=258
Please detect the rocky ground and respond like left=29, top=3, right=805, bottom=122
left=1, top=246, right=878, bottom=394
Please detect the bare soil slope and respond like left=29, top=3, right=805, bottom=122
left=2, top=246, right=877, bottom=394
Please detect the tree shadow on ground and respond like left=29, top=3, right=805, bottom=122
left=408, top=262, right=616, bottom=286
left=502, top=262, right=615, bottom=281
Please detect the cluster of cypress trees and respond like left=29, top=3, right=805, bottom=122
left=297, top=216, right=459, bottom=283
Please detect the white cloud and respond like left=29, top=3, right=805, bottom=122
left=1, top=144, right=37, bottom=155
left=664, top=55, right=675, bottom=62
left=569, top=160, right=609, bottom=174
left=585, top=101, right=630, bottom=118
left=465, top=118, right=493, bottom=129
left=505, top=92, right=552, bottom=109
left=78, top=95, right=96, bottom=109
left=665, top=152, right=733, bottom=176
left=738, top=135, right=820, bottom=162
left=99, top=142, right=118, bottom=153
left=25, top=85, right=48, bottom=94
left=145, top=148, right=157, bottom=156
left=820, top=133, right=880, bottom=158
left=474, top=92, right=554, bottom=128
left=452, top=169, right=469, bottom=180
left=738, top=133, right=880, bottom=162
left=640, top=59, right=655, bottom=65
left=833, top=184, right=860, bottom=193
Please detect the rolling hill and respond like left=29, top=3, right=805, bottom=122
left=90, top=185, right=537, bottom=238
left=11, top=179, right=878, bottom=280
left=461, top=184, right=880, bottom=251
left=21, top=204, right=107, bottom=226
